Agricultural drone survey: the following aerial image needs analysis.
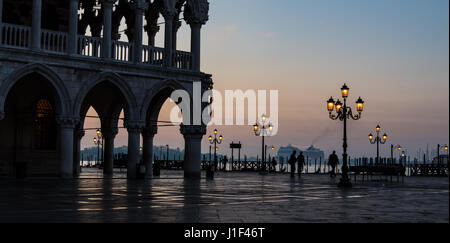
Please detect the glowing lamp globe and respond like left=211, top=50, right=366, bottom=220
left=341, top=84, right=350, bottom=98
left=327, top=97, right=335, bottom=112
left=335, top=100, right=343, bottom=112
left=356, top=97, right=364, bottom=112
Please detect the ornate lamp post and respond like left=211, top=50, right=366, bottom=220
left=253, top=114, right=274, bottom=172
left=369, top=125, right=388, bottom=164
left=93, top=129, right=103, bottom=167
left=208, top=129, right=223, bottom=170
left=444, top=145, right=449, bottom=164
left=327, top=84, right=365, bottom=188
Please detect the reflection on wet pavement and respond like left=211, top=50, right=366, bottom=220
left=0, top=168, right=448, bottom=223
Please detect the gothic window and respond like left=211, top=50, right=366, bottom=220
left=34, top=99, right=56, bottom=150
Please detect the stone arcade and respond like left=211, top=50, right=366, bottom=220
left=0, top=0, right=212, bottom=179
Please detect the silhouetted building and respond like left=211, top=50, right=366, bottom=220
left=0, top=0, right=212, bottom=179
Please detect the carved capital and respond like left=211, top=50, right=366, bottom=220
left=184, top=0, right=209, bottom=26
left=125, top=120, right=145, bottom=133
left=161, top=9, right=177, bottom=20
left=101, top=0, right=117, bottom=8
left=180, top=125, right=207, bottom=138
left=146, top=24, right=160, bottom=35
left=202, top=74, right=214, bottom=92
left=161, top=0, right=178, bottom=19
left=131, top=0, right=148, bottom=13
left=56, top=117, right=79, bottom=129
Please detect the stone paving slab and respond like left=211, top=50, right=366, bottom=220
left=0, top=169, right=448, bottom=223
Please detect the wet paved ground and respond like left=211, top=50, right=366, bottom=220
left=0, top=168, right=448, bottom=223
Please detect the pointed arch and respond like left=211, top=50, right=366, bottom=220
left=0, top=63, right=72, bottom=118
left=73, top=72, right=138, bottom=121
left=140, top=79, right=190, bottom=122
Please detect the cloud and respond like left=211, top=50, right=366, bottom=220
left=263, top=32, right=275, bottom=38
left=209, top=24, right=238, bottom=43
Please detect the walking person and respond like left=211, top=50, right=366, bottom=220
left=288, top=151, right=297, bottom=178
left=297, top=152, right=305, bottom=177
left=328, top=151, right=339, bottom=178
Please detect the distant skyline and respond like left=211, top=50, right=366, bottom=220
left=83, top=0, right=449, bottom=159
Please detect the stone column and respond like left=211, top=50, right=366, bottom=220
left=101, top=0, right=115, bottom=58
left=184, top=0, right=209, bottom=72
left=102, top=128, right=118, bottom=176
left=142, top=126, right=157, bottom=178
left=181, top=125, right=206, bottom=178
left=0, top=0, right=4, bottom=43
left=68, top=0, right=79, bottom=55
left=126, top=121, right=144, bottom=179
left=57, top=117, right=78, bottom=178
left=132, top=0, right=147, bottom=64
left=73, top=129, right=85, bottom=176
left=190, top=24, right=201, bottom=71
left=31, top=0, right=42, bottom=50
left=162, top=8, right=176, bottom=67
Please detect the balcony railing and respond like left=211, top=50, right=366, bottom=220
left=41, top=29, right=68, bottom=53
left=112, top=40, right=132, bottom=62
left=142, top=45, right=164, bottom=66
left=1, top=23, right=31, bottom=49
left=0, top=24, right=194, bottom=71
left=78, top=35, right=102, bottom=58
left=173, top=50, right=192, bottom=70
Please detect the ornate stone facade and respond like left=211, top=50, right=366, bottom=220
left=0, top=0, right=211, bottom=179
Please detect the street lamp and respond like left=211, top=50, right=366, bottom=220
left=253, top=114, right=274, bottom=172
left=327, top=84, right=365, bottom=188
left=93, top=129, right=103, bottom=167
left=369, top=125, right=388, bottom=164
left=265, top=145, right=276, bottom=160
left=391, top=145, right=404, bottom=165
left=208, top=129, right=223, bottom=170
left=437, top=144, right=449, bottom=165
left=445, top=145, right=449, bottom=164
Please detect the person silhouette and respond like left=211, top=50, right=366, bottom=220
left=297, top=152, right=305, bottom=177
left=222, top=156, right=228, bottom=171
left=271, top=157, right=277, bottom=173
left=288, top=151, right=297, bottom=178
left=328, top=151, right=339, bottom=178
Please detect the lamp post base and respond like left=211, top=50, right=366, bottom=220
left=337, top=178, right=352, bottom=188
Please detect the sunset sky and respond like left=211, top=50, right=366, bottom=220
left=83, top=0, right=449, bottom=159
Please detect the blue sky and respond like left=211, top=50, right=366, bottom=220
left=84, top=0, right=449, bottom=159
